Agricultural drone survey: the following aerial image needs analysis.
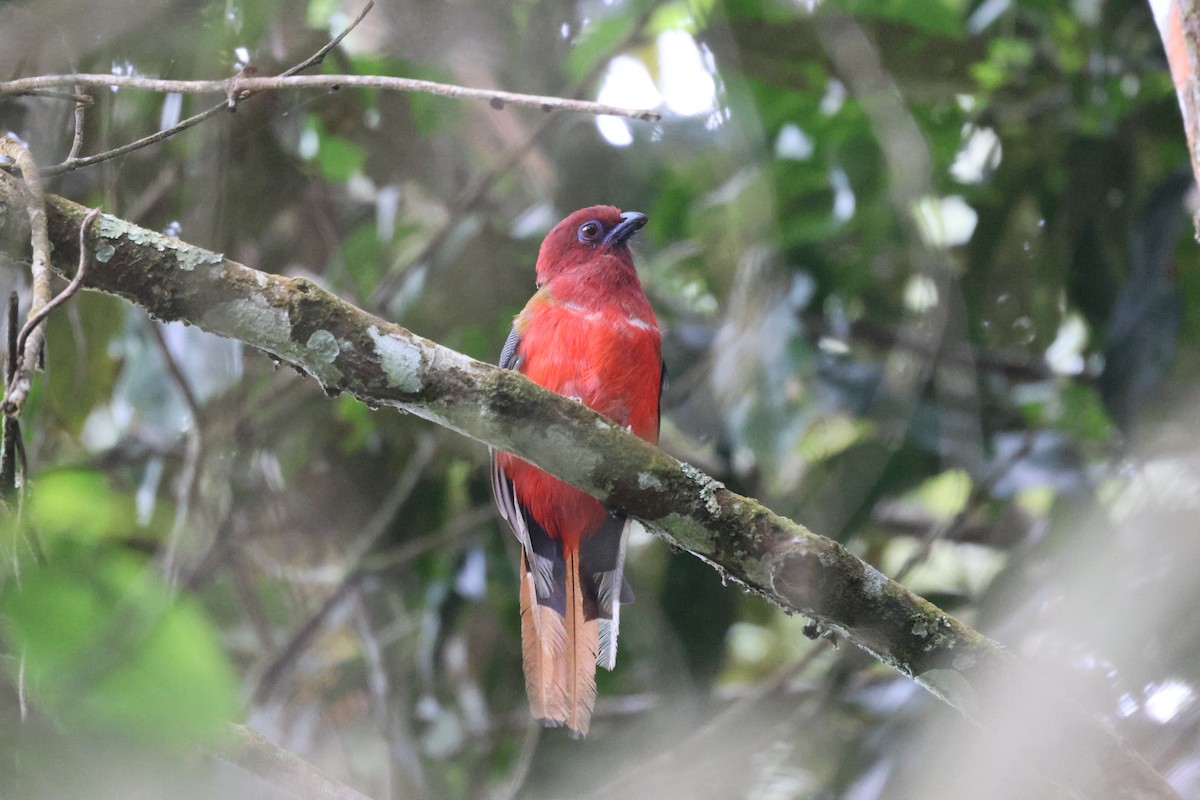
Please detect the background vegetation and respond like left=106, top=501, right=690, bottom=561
left=2, top=0, right=1199, bottom=797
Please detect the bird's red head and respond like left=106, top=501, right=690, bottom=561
left=534, top=205, right=648, bottom=286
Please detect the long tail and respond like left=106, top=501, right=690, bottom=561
left=519, top=549, right=598, bottom=737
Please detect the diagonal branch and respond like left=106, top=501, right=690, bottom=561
left=215, top=724, right=376, bottom=800
left=0, top=181, right=1180, bottom=800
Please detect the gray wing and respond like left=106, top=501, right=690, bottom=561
left=490, top=327, right=560, bottom=602
left=498, top=326, right=522, bottom=371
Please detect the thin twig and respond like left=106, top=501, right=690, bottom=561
left=358, top=504, right=493, bottom=573
left=230, top=561, right=278, bottom=652
left=13, top=207, right=99, bottom=358
left=802, top=310, right=1079, bottom=383
left=160, top=416, right=203, bottom=587
left=0, top=138, right=52, bottom=418
left=2, top=73, right=661, bottom=121
left=1, top=293, right=21, bottom=496
left=1, top=420, right=31, bottom=547
left=893, top=429, right=1037, bottom=583
left=352, top=593, right=395, bottom=796
left=179, top=374, right=324, bottom=593
left=122, top=163, right=180, bottom=227
left=279, top=0, right=376, bottom=78
left=46, top=103, right=229, bottom=176
left=17, top=652, right=27, bottom=722
left=6, top=88, right=91, bottom=103
left=66, top=84, right=87, bottom=162
left=145, top=318, right=207, bottom=588
left=872, top=500, right=1030, bottom=548
left=345, top=434, right=437, bottom=564
left=145, top=319, right=202, bottom=421
left=19, top=1, right=657, bottom=180
left=245, top=497, right=473, bottom=677
left=354, top=590, right=428, bottom=800
left=230, top=515, right=468, bottom=692
left=253, top=436, right=438, bottom=703
left=42, top=2, right=377, bottom=177
left=582, top=642, right=830, bottom=799
left=216, top=725, right=377, bottom=800
left=488, top=720, right=541, bottom=800
left=5, top=292, right=18, bottom=388
left=253, top=570, right=366, bottom=705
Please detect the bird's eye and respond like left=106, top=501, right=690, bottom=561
left=578, top=221, right=603, bottom=242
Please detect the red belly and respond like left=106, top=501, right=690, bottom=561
left=499, top=304, right=660, bottom=551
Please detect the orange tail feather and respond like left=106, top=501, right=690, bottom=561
left=563, top=548, right=598, bottom=737
left=520, top=555, right=568, bottom=724
left=519, top=550, right=598, bottom=737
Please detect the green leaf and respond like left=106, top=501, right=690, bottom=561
left=353, top=58, right=461, bottom=135
left=971, top=37, right=1035, bottom=90
left=335, top=393, right=379, bottom=454
left=448, top=324, right=491, bottom=362
left=29, top=469, right=125, bottom=545
left=306, top=0, right=341, bottom=29
left=648, top=0, right=707, bottom=35
left=1058, top=384, right=1116, bottom=443
left=2, top=546, right=238, bottom=746
left=339, top=223, right=383, bottom=302
left=839, top=0, right=966, bottom=36
left=913, top=468, right=972, bottom=518
left=1017, top=382, right=1115, bottom=443
left=302, top=114, right=366, bottom=182
left=44, top=293, right=124, bottom=436
left=316, top=131, right=366, bottom=182
left=566, top=14, right=641, bottom=83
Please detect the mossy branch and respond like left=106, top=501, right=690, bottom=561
left=0, top=177, right=1180, bottom=799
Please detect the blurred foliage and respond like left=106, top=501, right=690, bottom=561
left=1, top=0, right=1199, bottom=797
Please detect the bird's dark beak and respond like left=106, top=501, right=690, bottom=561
left=605, top=211, right=648, bottom=246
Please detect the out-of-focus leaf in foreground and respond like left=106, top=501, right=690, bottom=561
left=2, top=471, right=238, bottom=747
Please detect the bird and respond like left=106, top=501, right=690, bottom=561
left=491, top=205, right=664, bottom=737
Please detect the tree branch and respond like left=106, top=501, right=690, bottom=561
left=0, top=73, right=661, bottom=122
left=0, top=181, right=1180, bottom=799
left=39, top=0, right=375, bottom=177
left=0, top=138, right=52, bottom=418
left=216, top=724, right=377, bottom=800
